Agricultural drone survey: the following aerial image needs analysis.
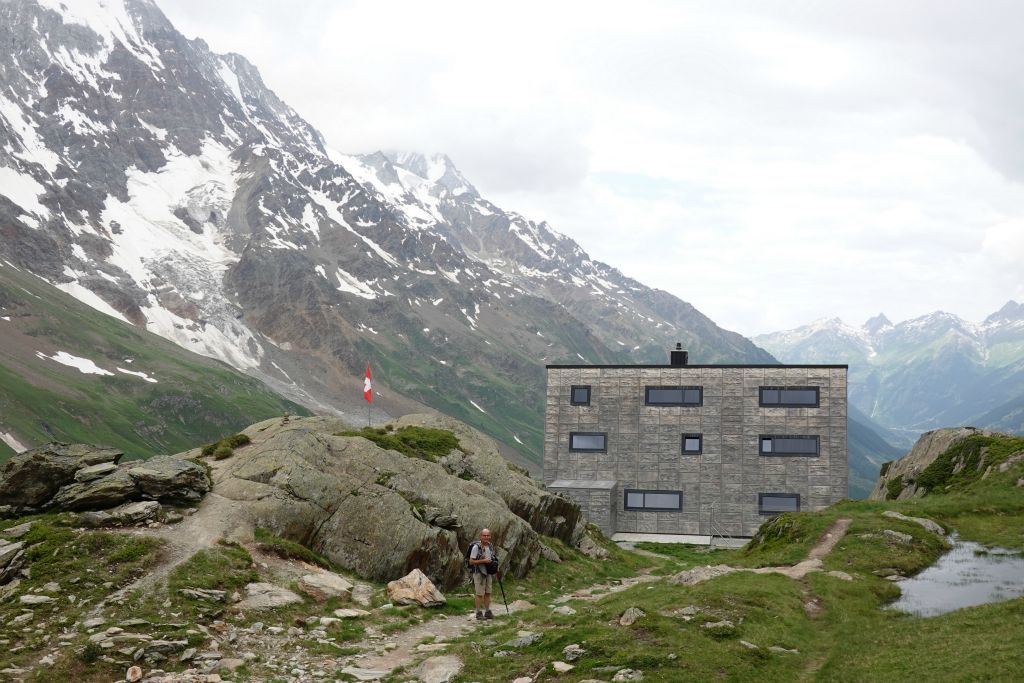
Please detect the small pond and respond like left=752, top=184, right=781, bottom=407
left=888, top=536, right=1024, bottom=617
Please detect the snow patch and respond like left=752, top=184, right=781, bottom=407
left=0, top=94, right=62, bottom=172
left=1, top=432, right=27, bottom=454
left=56, top=103, right=110, bottom=135
left=469, top=400, right=487, bottom=414
left=0, top=166, right=50, bottom=219
left=335, top=267, right=377, bottom=299
left=116, top=367, right=157, bottom=383
left=137, top=117, right=168, bottom=141
left=36, top=350, right=114, bottom=376
left=53, top=281, right=130, bottom=323
left=217, top=59, right=244, bottom=105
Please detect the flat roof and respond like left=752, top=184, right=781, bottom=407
left=545, top=364, right=849, bottom=369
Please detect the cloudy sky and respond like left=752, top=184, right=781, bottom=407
left=159, top=0, right=1024, bottom=336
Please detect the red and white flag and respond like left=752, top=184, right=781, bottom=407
left=363, top=364, right=373, bottom=403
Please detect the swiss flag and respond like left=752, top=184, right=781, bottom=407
left=363, top=364, right=373, bottom=403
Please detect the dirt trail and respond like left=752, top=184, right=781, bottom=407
left=808, top=518, right=852, bottom=560
left=337, top=572, right=664, bottom=680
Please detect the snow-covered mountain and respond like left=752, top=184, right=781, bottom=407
left=0, top=0, right=772, bottom=466
left=755, top=304, right=1024, bottom=445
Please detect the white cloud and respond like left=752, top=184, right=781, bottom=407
left=158, top=0, right=1024, bottom=335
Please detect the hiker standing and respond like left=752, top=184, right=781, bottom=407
left=469, top=528, right=499, bottom=620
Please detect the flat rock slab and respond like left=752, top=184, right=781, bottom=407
left=236, top=582, right=302, bottom=610
left=334, top=608, right=370, bottom=619
left=0, top=522, right=32, bottom=539
left=351, top=583, right=374, bottom=606
left=0, top=541, right=24, bottom=566
left=670, top=565, right=735, bottom=585
left=882, top=510, right=944, bottom=535
left=341, top=666, right=389, bottom=681
left=74, top=462, right=119, bottom=483
left=298, top=571, right=353, bottom=602
left=416, top=654, right=462, bottom=683
left=19, top=594, right=54, bottom=605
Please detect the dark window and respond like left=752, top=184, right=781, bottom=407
left=759, top=493, right=801, bottom=515
left=760, top=386, right=819, bottom=407
left=624, top=489, right=682, bottom=511
left=681, top=433, right=702, bottom=454
left=569, top=432, right=606, bottom=452
left=645, top=385, right=702, bottom=406
left=570, top=385, right=591, bottom=406
left=759, top=435, right=820, bottom=456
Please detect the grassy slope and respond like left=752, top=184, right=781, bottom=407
left=447, top=435, right=1024, bottom=682
left=0, top=263, right=308, bottom=461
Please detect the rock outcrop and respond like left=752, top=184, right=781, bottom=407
left=203, top=415, right=580, bottom=589
left=0, top=444, right=210, bottom=516
left=870, top=427, right=991, bottom=500
left=393, top=415, right=584, bottom=545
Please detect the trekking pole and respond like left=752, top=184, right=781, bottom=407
left=496, top=572, right=510, bottom=616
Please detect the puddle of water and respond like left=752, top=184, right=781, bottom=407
left=888, top=537, right=1024, bottom=617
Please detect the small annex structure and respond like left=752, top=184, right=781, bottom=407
left=543, top=344, right=848, bottom=538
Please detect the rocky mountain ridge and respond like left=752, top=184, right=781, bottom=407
left=0, top=0, right=772, bottom=470
left=755, top=303, right=1024, bottom=446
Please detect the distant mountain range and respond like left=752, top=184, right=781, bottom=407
left=0, top=0, right=770, bottom=469
left=755, top=303, right=1024, bottom=447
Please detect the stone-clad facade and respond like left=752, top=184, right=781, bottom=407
left=544, top=361, right=848, bottom=537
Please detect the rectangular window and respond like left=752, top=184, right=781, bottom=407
left=645, top=385, right=702, bottom=406
left=569, top=432, right=607, bottom=452
left=760, top=386, right=820, bottom=407
left=759, top=493, right=801, bottom=515
left=570, top=385, right=591, bottom=406
left=623, top=489, right=682, bottom=511
left=681, top=433, right=702, bottom=454
left=760, top=435, right=820, bottom=456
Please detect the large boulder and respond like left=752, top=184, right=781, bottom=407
left=0, top=443, right=122, bottom=509
left=394, top=414, right=583, bottom=544
left=50, top=469, right=138, bottom=510
left=127, top=456, right=210, bottom=501
left=298, top=571, right=353, bottom=602
left=206, top=415, right=559, bottom=589
left=236, top=582, right=303, bottom=610
left=387, top=568, right=446, bottom=607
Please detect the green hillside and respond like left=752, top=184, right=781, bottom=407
left=0, top=262, right=308, bottom=461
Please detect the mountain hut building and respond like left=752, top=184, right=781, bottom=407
left=543, top=345, right=848, bottom=538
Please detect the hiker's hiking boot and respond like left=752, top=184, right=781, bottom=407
left=476, top=611, right=484, bottom=620
left=484, top=609, right=494, bottom=619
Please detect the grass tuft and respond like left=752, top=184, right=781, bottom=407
left=254, top=527, right=333, bottom=569
left=335, top=425, right=465, bottom=463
